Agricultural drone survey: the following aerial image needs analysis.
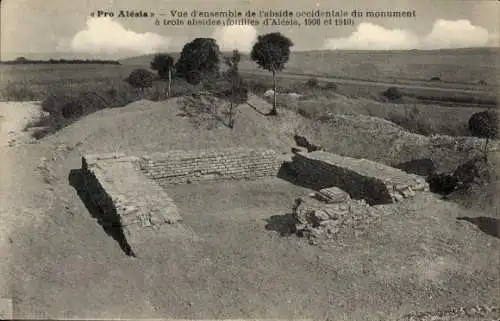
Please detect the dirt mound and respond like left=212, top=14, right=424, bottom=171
left=40, top=94, right=300, bottom=156
left=298, top=113, right=499, bottom=173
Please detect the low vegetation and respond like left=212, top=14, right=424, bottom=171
left=125, top=68, right=154, bottom=91
left=1, top=56, right=120, bottom=65
left=468, top=109, right=499, bottom=160
left=382, top=86, right=404, bottom=101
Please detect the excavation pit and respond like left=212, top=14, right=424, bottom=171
left=81, top=148, right=429, bottom=254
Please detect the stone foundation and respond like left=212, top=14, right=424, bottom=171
left=289, top=151, right=429, bottom=205
left=81, top=148, right=282, bottom=254
left=81, top=148, right=434, bottom=253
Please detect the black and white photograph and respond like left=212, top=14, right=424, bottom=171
left=0, top=0, right=499, bottom=319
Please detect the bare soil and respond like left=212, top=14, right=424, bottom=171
left=1, top=100, right=499, bottom=320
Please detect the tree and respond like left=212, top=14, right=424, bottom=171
left=250, top=32, right=294, bottom=115
left=175, top=38, right=221, bottom=85
left=223, top=49, right=248, bottom=128
left=126, top=68, right=153, bottom=92
left=151, top=53, right=175, bottom=96
left=468, top=110, right=499, bottom=160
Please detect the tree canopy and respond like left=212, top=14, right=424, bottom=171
left=126, top=68, right=154, bottom=90
left=150, top=53, right=175, bottom=80
left=174, top=38, right=221, bottom=84
left=469, top=110, right=499, bottom=139
left=250, top=32, right=294, bottom=73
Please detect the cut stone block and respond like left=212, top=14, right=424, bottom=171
left=316, top=187, right=351, bottom=204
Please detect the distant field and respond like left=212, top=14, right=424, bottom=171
left=0, top=63, right=134, bottom=84
left=0, top=48, right=497, bottom=108
left=123, top=47, right=499, bottom=86
left=247, top=49, right=499, bottom=85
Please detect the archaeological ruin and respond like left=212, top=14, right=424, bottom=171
left=82, top=148, right=429, bottom=254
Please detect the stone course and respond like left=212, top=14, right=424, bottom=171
left=139, top=148, right=282, bottom=186
left=290, top=151, right=429, bottom=205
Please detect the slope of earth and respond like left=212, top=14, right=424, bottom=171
left=1, top=97, right=499, bottom=320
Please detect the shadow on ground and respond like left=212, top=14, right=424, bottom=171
left=457, top=216, right=500, bottom=239
left=264, top=213, right=296, bottom=236
left=68, top=169, right=136, bottom=257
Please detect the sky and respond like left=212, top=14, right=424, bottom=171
left=1, top=0, right=498, bottom=60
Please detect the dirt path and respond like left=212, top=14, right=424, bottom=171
left=0, top=101, right=43, bottom=246
left=0, top=101, right=51, bottom=317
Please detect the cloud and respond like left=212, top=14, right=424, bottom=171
left=324, top=23, right=419, bottom=50
left=324, top=19, right=493, bottom=50
left=422, top=19, right=490, bottom=49
left=60, top=17, right=170, bottom=56
left=212, top=25, right=257, bottom=52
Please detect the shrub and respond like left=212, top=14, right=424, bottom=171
left=469, top=110, right=499, bottom=139
left=126, top=68, right=154, bottom=90
left=306, top=78, right=319, bottom=88
left=427, top=172, right=458, bottom=195
left=323, top=82, right=338, bottom=91
left=430, top=76, right=441, bottom=82
left=42, top=90, right=78, bottom=115
left=2, top=82, right=37, bottom=101
left=60, top=91, right=110, bottom=118
left=468, top=110, right=499, bottom=159
left=382, top=87, right=403, bottom=101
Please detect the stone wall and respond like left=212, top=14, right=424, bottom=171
left=82, top=153, right=182, bottom=255
left=138, top=148, right=282, bottom=185
left=81, top=148, right=283, bottom=255
left=289, top=151, right=429, bottom=205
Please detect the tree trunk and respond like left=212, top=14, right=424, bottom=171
left=229, top=101, right=234, bottom=129
left=484, top=137, right=490, bottom=161
left=167, top=69, right=171, bottom=97
left=270, top=69, right=277, bottom=116
left=229, top=83, right=234, bottom=128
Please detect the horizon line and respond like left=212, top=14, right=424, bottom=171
left=2, top=46, right=498, bottom=61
